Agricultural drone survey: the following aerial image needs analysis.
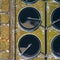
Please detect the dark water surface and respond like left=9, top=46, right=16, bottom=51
left=51, top=35, right=60, bottom=57
left=18, top=34, right=41, bottom=58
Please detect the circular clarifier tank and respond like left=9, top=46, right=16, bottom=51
left=51, top=7, right=60, bottom=30
left=53, top=0, right=60, bottom=3
left=18, top=7, right=41, bottom=32
left=51, top=35, right=60, bottom=57
left=21, top=0, right=38, bottom=4
left=18, top=34, right=41, bottom=59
